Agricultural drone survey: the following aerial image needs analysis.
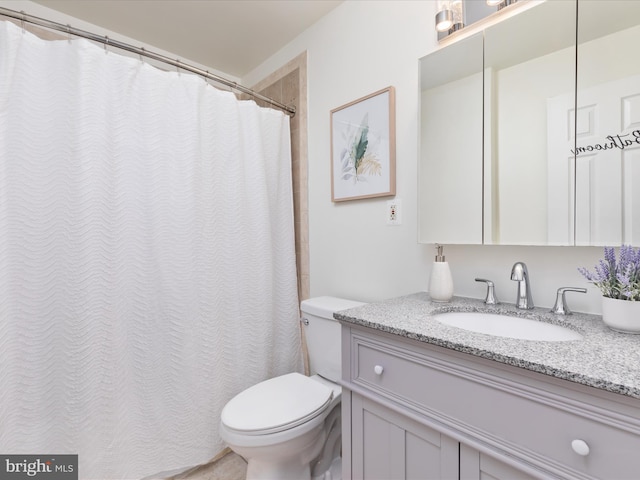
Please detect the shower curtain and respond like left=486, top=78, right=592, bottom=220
left=0, top=20, right=302, bottom=479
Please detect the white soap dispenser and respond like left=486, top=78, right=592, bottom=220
left=429, top=244, right=454, bottom=302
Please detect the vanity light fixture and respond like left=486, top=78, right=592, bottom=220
left=436, top=0, right=464, bottom=35
left=435, top=0, right=454, bottom=32
left=450, top=0, right=464, bottom=32
left=438, top=0, right=518, bottom=39
left=486, top=0, right=518, bottom=10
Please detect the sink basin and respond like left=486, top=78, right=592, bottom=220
left=433, top=312, right=583, bottom=341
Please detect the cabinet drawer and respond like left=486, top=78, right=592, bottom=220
left=351, top=332, right=640, bottom=479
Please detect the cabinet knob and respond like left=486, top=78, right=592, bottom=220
left=571, top=439, right=590, bottom=456
left=374, top=365, right=384, bottom=375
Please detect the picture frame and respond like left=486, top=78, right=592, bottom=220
left=330, top=86, right=396, bottom=202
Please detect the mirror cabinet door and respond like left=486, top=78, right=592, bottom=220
left=483, top=0, right=576, bottom=245
left=419, top=33, right=483, bottom=244
left=576, top=1, right=640, bottom=246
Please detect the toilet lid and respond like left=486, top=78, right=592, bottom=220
left=221, top=373, right=334, bottom=435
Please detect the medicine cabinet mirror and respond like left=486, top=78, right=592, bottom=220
left=419, top=33, right=483, bottom=244
left=574, top=0, right=640, bottom=246
left=419, top=0, right=640, bottom=246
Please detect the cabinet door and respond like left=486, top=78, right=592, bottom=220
left=351, top=393, right=458, bottom=480
left=460, top=444, right=538, bottom=480
left=418, top=33, right=483, bottom=245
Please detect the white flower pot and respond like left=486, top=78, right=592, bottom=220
left=601, top=296, right=640, bottom=334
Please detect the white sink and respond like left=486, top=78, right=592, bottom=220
left=433, top=312, right=583, bottom=342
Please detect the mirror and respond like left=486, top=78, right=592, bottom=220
left=419, top=0, right=640, bottom=246
left=419, top=33, right=483, bottom=244
left=484, top=0, right=576, bottom=245
left=575, top=1, right=640, bottom=246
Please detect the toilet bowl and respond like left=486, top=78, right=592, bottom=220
left=220, top=373, right=341, bottom=479
left=219, top=296, right=365, bottom=480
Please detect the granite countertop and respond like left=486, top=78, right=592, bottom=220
left=335, top=292, right=640, bottom=399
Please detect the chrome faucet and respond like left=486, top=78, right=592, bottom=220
left=550, top=287, right=587, bottom=315
left=510, top=262, right=534, bottom=309
left=475, top=278, right=499, bottom=305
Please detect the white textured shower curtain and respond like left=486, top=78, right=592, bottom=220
left=0, top=20, right=302, bottom=479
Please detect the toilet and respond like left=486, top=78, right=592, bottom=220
left=219, top=296, right=365, bottom=480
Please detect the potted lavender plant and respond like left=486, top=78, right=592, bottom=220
left=578, top=245, right=640, bottom=333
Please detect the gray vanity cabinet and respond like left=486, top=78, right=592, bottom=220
left=459, top=445, right=537, bottom=480
left=350, top=392, right=533, bottom=480
left=351, top=392, right=459, bottom=479
left=341, top=323, right=640, bottom=479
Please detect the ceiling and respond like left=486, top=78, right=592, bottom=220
left=31, top=0, right=343, bottom=78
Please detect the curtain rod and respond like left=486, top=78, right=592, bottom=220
left=0, top=6, right=296, bottom=117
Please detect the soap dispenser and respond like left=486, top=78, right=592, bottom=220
left=429, top=244, right=454, bottom=302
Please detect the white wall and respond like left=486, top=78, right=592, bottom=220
left=245, top=0, right=606, bottom=314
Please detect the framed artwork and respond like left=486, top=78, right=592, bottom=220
left=330, top=86, right=396, bottom=202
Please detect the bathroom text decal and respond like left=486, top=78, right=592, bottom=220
left=572, top=130, right=640, bottom=155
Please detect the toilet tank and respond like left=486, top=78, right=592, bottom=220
left=300, top=296, right=366, bottom=382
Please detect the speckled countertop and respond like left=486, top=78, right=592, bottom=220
left=335, top=292, right=640, bottom=399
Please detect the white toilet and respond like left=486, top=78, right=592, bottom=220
left=219, top=296, right=365, bottom=480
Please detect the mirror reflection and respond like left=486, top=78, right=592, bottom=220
left=419, top=33, right=483, bottom=244
left=575, top=0, right=640, bottom=246
left=484, top=0, right=575, bottom=245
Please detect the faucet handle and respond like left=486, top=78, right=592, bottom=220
left=551, top=287, right=587, bottom=315
left=475, top=278, right=499, bottom=305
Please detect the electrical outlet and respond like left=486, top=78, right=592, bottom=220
left=386, top=199, right=402, bottom=225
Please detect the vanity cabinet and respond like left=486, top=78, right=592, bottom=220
left=341, top=324, right=640, bottom=479
left=349, top=392, right=529, bottom=480
left=351, top=393, right=458, bottom=479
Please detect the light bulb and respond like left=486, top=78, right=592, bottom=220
left=435, top=0, right=453, bottom=32
left=450, top=0, right=464, bottom=32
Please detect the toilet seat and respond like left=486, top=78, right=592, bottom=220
left=221, top=372, right=334, bottom=435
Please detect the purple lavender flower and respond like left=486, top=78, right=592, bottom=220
left=604, top=246, right=616, bottom=272
left=578, top=245, right=640, bottom=301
